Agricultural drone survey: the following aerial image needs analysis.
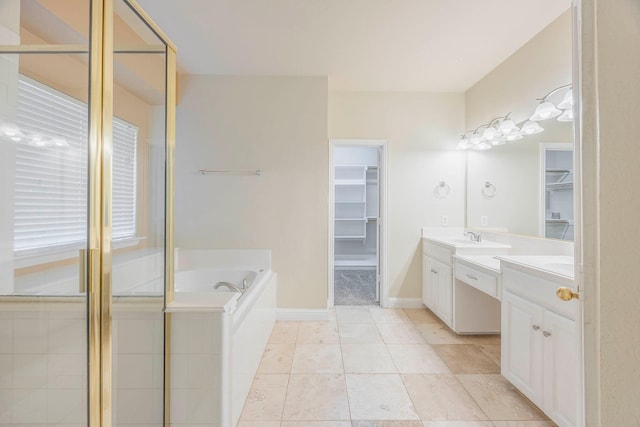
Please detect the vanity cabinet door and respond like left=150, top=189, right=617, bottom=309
left=422, top=255, right=436, bottom=307
left=434, top=259, right=452, bottom=327
left=502, top=291, right=544, bottom=405
left=543, top=310, right=578, bottom=427
left=421, top=256, right=452, bottom=327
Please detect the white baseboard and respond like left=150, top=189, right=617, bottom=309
left=386, top=297, right=424, bottom=309
left=277, top=308, right=330, bottom=321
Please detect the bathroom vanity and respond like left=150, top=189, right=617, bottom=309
left=421, top=233, right=509, bottom=332
left=421, top=230, right=579, bottom=427
left=499, top=255, right=578, bottom=427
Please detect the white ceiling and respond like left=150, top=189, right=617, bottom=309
left=135, top=0, right=570, bottom=92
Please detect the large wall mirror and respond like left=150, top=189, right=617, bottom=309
left=463, top=9, right=574, bottom=241
left=466, top=121, right=574, bottom=240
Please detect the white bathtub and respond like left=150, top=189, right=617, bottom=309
left=168, top=249, right=277, bottom=427
left=174, top=268, right=264, bottom=294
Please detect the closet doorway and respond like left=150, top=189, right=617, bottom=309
left=329, top=140, right=388, bottom=307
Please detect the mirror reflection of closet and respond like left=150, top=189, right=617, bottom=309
left=541, top=143, right=574, bottom=240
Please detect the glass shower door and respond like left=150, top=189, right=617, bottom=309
left=0, top=1, right=92, bottom=424
left=0, top=1, right=176, bottom=425
left=111, top=1, right=170, bottom=425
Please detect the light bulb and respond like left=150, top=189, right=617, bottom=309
left=557, top=109, right=574, bottom=122
left=558, top=89, right=573, bottom=110
left=473, top=142, right=492, bottom=151
left=505, top=132, right=523, bottom=142
left=497, top=118, right=518, bottom=135
left=530, top=101, right=561, bottom=121
left=521, top=120, right=544, bottom=135
left=482, top=126, right=498, bottom=141
left=456, top=136, right=472, bottom=150
left=469, top=133, right=482, bottom=145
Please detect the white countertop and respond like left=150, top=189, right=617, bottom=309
left=423, top=235, right=511, bottom=250
left=497, top=255, right=575, bottom=283
left=453, top=255, right=501, bottom=273
left=166, top=291, right=240, bottom=312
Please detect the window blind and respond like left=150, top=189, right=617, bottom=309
left=13, top=75, right=138, bottom=255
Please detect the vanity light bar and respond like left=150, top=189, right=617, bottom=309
left=456, top=83, right=573, bottom=151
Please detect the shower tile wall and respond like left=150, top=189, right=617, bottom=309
left=170, top=312, right=224, bottom=426
left=0, top=307, right=164, bottom=426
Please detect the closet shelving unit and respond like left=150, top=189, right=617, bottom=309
left=545, top=169, right=573, bottom=191
left=334, top=165, right=368, bottom=240
left=544, top=167, right=574, bottom=240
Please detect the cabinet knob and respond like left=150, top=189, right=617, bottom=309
left=543, top=331, right=552, bottom=337
left=532, top=325, right=540, bottom=331
left=556, top=287, right=580, bottom=301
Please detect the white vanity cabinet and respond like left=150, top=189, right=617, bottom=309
left=422, top=253, right=452, bottom=327
left=422, top=237, right=509, bottom=331
left=501, top=264, right=578, bottom=427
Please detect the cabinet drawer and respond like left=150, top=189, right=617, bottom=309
left=455, top=263, right=498, bottom=298
left=503, top=267, right=578, bottom=321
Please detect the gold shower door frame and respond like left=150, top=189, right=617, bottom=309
left=0, top=1, right=176, bottom=425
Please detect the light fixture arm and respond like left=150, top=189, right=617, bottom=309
left=487, top=113, right=511, bottom=128
left=460, top=113, right=513, bottom=139
left=537, top=83, right=572, bottom=101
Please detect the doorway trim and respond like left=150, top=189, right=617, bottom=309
left=328, top=139, right=389, bottom=308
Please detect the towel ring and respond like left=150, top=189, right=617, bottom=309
left=482, top=181, right=497, bottom=198
left=434, top=181, right=450, bottom=199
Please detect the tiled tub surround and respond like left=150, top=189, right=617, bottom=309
left=9, top=249, right=165, bottom=296
left=0, top=298, right=165, bottom=426
left=239, top=306, right=554, bottom=426
left=168, top=249, right=277, bottom=427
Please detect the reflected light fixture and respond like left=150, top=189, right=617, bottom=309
left=521, top=120, right=544, bottom=135
left=530, top=83, right=572, bottom=121
left=558, top=89, right=573, bottom=110
left=454, top=83, right=572, bottom=151
left=473, top=142, right=492, bottom=151
left=557, top=108, right=574, bottom=122
left=497, top=116, right=518, bottom=135
left=530, top=100, right=561, bottom=121
left=481, top=125, right=498, bottom=141
left=505, top=132, right=523, bottom=142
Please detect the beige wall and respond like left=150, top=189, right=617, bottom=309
left=580, top=1, right=640, bottom=425
left=466, top=9, right=572, bottom=127
left=329, top=92, right=466, bottom=300
left=175, top=75, right=329, bottom=309
left=465, top=10, right=573, bottom=236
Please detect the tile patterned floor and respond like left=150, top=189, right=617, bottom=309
left=239, top=307, right=555, bottom=427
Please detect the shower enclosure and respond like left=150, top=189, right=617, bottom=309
left=0, top=1, right=176, bottom=425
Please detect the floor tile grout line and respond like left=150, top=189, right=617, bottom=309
left=278, top=324, right=299, bottom=424
left=338, top=307, right=354, bottom=423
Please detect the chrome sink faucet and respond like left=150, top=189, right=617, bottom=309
left=464, top=231, right=482, bottom=242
